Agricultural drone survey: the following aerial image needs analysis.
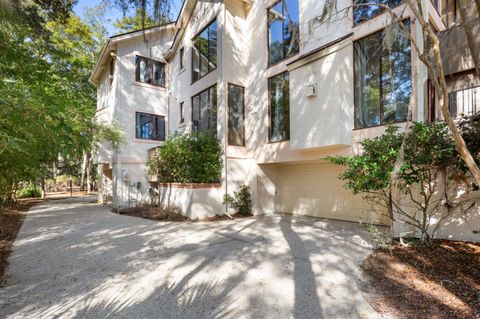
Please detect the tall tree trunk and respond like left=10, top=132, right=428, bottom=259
left=86, top=153, right=92, bottom=194
left=80, top=150, right=88, bottom=191
left=457, top=0, right=480, bottom=77
left=41, top=178, right=46, bottom=198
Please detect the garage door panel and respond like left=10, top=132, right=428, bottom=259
left=278, top=163, right=385, bottom=225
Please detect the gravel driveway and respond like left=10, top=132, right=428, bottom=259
left=0, top=197, right=390, bottom=319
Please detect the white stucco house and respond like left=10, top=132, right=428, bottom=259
left=91, top=0, right=480, bottom=241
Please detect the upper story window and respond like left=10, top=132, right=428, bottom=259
left=192, top=20, right=217, bottom=82
left=268, top=72, right=290, bottom=142
left=354, top=22, right=412, bottom=129
left=228, top=84, right=245, bottom=146
left=442, top=0, right=458, bottom=28
left=109, top=57, right=115, bottom=88
left=192, top=85, right=217, bottom=135
left=268, top=0, right=300, bottom=66
left=179, top=47, right=185, bottom=70
left=135, top=112, right=166, bottom=141
left=180, top=101, right=185, bottom=124
left=135, top=55, right=166, bottom=87
left=353, top=0, right=403, bottom=25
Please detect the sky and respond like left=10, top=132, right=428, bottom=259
left=73, top=0, right=184, bottom=36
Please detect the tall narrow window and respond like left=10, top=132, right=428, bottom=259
left=179, top=47, right=184, bottom=70
left=109, top=57, right=115, bottom=87
left=268, top=72, right=290, bottom=142
left=180, top=101, right=184, bottom=124
left=135, top=56, right=166, bottom=87
left=354, top=22, right=412, bottom=129
left=353, top=0, right=403, bottom=25
left=268, top=0, right=299, bottom=66
left=135, top=112, right=165, bottom=140
left=192, top=20, right=217, bottom=82
left=191, top=85, right=217, bottom=135
left=228, top=84, right=245, bottom=146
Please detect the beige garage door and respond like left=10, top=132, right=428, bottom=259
left=277, top=162, right=385, bottom=225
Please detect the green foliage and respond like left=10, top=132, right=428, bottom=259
left=93, top=122, right=127, bottom=151
left=328, top=122, right=473, bottom=244
left=328, top=124, right=403, bottom=194
left=55, top=175, right=79, bottom=185
left=17, top=183, right=42, bottom=199
left=223, top=185, right=252, bottom=214
left=458, top=112, right=480, bottom=167
left=149, top=132, right=223, bottom=183
left=114, top=8, right=169, bottom=32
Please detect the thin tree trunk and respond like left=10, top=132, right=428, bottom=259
left=80, top=150, right=88, bottom=191
left=457, top=0, right=480, bottom=77
left=41, top=178, right=46, bottom=198
left=86, top=154, right=92, bottom=194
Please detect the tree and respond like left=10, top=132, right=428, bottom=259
left=315, top=0, right=480, bottom=184
left=328, top=122, right=478, bottom=244
left=114, top=8, right=169, bottom=32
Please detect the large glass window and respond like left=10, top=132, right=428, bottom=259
left=135, top=56, right=166, bottom=87
left=135, top=112, right=165, bottom=140
left=354, top=23, right=412, bottom=129
left=191, top=85, right=217, bottom=135
left=353, top=0, right=403, bottom=25
left=268, top=72, right=290, bottom=142
left=192, top=20, right=217, bottom=82
left=228, top=84, right=245, bottom=146
left=268, top=0, right=299, bottom=65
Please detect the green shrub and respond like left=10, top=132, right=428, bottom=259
left=223, top=185, right=252, bottom=214
left=149, top=132, right=223, bottom=183
left=17, top=183, right=42, bottom=198
left=55, top=174, right=79, bottom=186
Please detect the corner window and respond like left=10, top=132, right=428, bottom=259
left=192, top=20, right=217, bottom=82
left=180, top=101, right=184, bottom=124
left=268, top=72, right=290, bottom=142
left=192, top=85, right=217, bottom=135
left=135, top=112, right=165, bottom=140
left=179, top=47, right=185, bottom=70
left=228, top=84, right=245, bottom=146
left=353, top=0, right=403, bottom=25
left=354, top=22, right=412, bottom=129
left=135, top=56, right=166, bottom=87
left=268, top=0, right=299, bottom=66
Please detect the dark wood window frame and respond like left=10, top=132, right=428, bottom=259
left=268, top=71, right=290, bottom=143
left=179, top=47, right=185, bottom=70
left=191, top=84, right=218, bottom=134
left=267, top=0, right=300, bottom=67
left=227, top=83, right=246, bottom=146
left=352, top=0, right=404, bottom=26
left=135, top=112, right=166, bottom=141
left=353, top=20, right=412, bottom=130
left=180, top=101, right=185, bottom=124
left=191, top=18, right=218, bottom=84
left=135, top=55, right=167, bottom=88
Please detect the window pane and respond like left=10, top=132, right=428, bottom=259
left=192, top=20, right=217, bottom=81
left=192, top=48, right=200, bottom=81
left=192, top=95, right=200, bottom=122
left=381, top=25, right=411, bottom=123
left=269, top=72, right=289, bottom=142
left=354, top=33, right=382, bottom=128
left=153, top=116, right=165, bottom=140
left=208, top=21, right=218, bottom=68
left=153, top=62, right=165, bottom=86
left=268, top=1, right=284, bottom=65
left=228, top=84, right=245, bottom=146
left=354, top=23, right=412, bottom=129
left=136, top=113, right=153, bottom=139
left=353, top=0, right=403, bottom=25
left=209, top=86, right=217, bottom=134
left=283, top=0, right=300, bottom=59
left=200, top=90, right=209, bottom=131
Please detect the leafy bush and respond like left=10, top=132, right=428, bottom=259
left=328, top=122, right=477, bottom=244
left=223, top=185, right=252, bottom=214
left=17, top=183, right=42, bottom=198
left=55, top=175, right=79, bottom=186
left=149, top=132, right=223, bottom=183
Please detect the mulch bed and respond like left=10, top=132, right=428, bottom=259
left=117, top=206, right=252, bottom=222
left=362, top=240, right=480, bottom=319
left=0, top=198, right=47, bottom=285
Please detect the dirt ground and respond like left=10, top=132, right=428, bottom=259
left=362, top=240, right=480, bottom=319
